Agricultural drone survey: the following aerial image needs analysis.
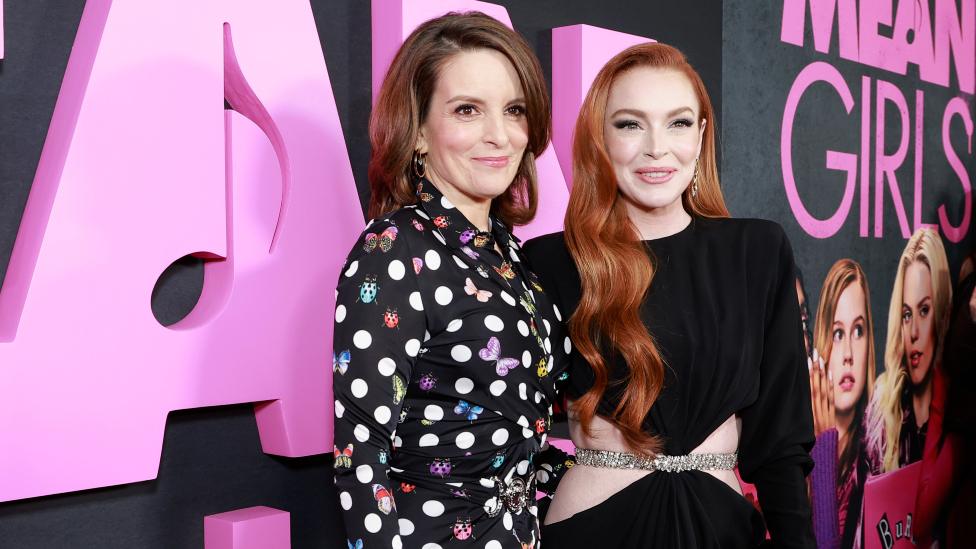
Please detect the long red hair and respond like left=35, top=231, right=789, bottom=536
left=565, top=43, right=729, bottom=455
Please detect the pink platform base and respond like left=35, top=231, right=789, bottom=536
left=204, top=506, right=290, bottom=549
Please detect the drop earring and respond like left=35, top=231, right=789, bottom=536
left=412, top=151, right=427, bottom=179
left=691, top=158, right=700, bottom=199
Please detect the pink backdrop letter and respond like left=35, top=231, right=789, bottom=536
left=0, top=0, right=361, bottom=502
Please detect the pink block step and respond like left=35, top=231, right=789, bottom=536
left=204, top=506, right=291, bottom=549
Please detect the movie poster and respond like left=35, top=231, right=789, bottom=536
left=723, top=1, right=975, bottom=547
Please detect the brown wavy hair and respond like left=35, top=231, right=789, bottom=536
left=565, top=43, right=728, bottom=455
left=813, top=259, right=876, bottom=480
left=367, top=12, right=550, bottom=227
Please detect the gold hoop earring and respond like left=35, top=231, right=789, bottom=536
left=412, top=151, right=427, bottom=179
left=691, top=159, right=700, bottom=199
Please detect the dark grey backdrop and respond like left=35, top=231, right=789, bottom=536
left=0, top=1, right=722, bottom=547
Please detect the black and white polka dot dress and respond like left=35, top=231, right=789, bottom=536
left=332, top=180, right=573, bottom=549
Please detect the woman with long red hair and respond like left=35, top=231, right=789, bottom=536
left=523, top=43, right=815, bottom=547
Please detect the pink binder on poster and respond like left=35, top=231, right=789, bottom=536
left=862, top=462, right=922, bottom=549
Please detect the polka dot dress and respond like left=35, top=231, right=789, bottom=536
left=333, top=180, right=572, bottom=549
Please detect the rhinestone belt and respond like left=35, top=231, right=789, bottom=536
left=575, top=448, right=738, bottom=473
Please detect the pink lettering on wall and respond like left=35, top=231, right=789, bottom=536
left=874, top=79, right=912, bottom=238
left=551, top=25, right=651, bottom=185
left=940, top=97, right=973, bottom=243
left=781, top=61, right=859, bottom=239
left=780, top=0, right=975, bottom=94
left=0, top=0, right=361, bottom=502
left=204, top=506, right=291, bottom=549
left=371, top=0, right=568, bottom=240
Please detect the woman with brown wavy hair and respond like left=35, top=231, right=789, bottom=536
left=332, top=12, right=570, bottom=549
left=523, top=43, right=815, bottom=547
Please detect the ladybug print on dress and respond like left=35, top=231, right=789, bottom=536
left=399, top=482, right=416, bottom=493
left=453, top=517, right=474, bottom=540
left=433, top=215, right=450, bottom=228
left=418, top=372, right=437, bottom=391
left=357, top=275, right=379, bottom=304
left=429, top=458, right=452, bottom=478
left=491, top=452, right=506, bottom=469
left=458, top=228, right=476, bottom=245
left=383, top=307, right=399, bottom=329
left=534, top=418, right=546, bottom=435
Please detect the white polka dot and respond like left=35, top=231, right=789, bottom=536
left=500, top=291, right=516, bottom=306
left=435, top=286, right=453, bottom=305
left=484, top=315, right=504, bottom=332
left=378, top=357, right=396, bottom=376
left=350, top=378, right=368, bottom=398
left=405, top=339, right=421, bottom=357
left=451, top=345, right=472, bottom=362
left=334, top=400, right=345, bottom=418
left=423, top=500, right=445, bottom=517
left=356, top=464, right=373, bottom=483
left=517, top=416, right=530, bottom=427
left=510, top=248, right=521, bottom=262
left=422, top=544, right=443, bottom=549
left=424, top=329, right=431, bottom=342
left=522, top=350, right=532, bottom=368
left=517, top=320, right=529, bottom=337
left=564, top=337, right=572, bottom=354
left=446, top=319, right=463, bottom=332
left=388, top=259, right=405, bottom=280
left=393, top=436, right=403, bottom=448
left=392, top=535, right=403, bottom=549
left=425, top=250, right=442, bottom=270
left=409, top=291, right=424, bottom=311
left=374, top=405, right=392, bottom=424
left=424, top=405, right=444, bottom=421
left=339, top=491, right=352, bottom=510
left=502, top=511, right=513, bottom=530
left=434, top=231, right=446, bottom=244
left=489, top=380, right=507, bottom=396
left=485, top=541, right=503, bottom=549
left=453, top=255, right=469, bottom=268
left=553, top=304, right=562, bottom=320
left=518, top=383, right=528, bottom=400
left=399, top=518, right=415, bottom=536
left=335, top=304, right=347, bottom=323
left=364, top=513, right=382, bottom=533
left=353, top=330, right=372, bottom=349
left=534, top=391, right=543, bottom=404
left=517, top=459, right=530, bottom=475
left=455, top=377, right=474, bottom=394
left=480, top=478, right=496, bottom=488
left=456, top=432, right=475, bottom=449
left=354, top=423, right=370, bottom=442
left=419, top=433, right=439, bottom=447
left=416, top=209, right=429, bottom=220
left=441, top=195, right=455, bottom=209
left=536, top=469, right=551, bottom=484
left=491, top=428, right=509, bottom=446
left=543, top=319, right=551, bottom=335
left=522, top=428, right=534, bottom=438
left=344, top=260, right=359, bottom=277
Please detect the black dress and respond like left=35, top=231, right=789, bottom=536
left=332, top=180, right=571, bottom=549
left=522, top=217, right=816, bottom=548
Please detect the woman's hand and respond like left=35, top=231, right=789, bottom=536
left=809, top=349, right=835, bottom=437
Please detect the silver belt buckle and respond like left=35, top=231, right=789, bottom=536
left=486, top=474, right=534, bottom=517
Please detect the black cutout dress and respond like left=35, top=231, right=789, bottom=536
left=523, top=217, right=816, bottom=548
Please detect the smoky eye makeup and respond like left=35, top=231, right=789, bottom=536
left=612, top=119, right=643, bottom=130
